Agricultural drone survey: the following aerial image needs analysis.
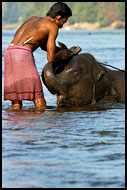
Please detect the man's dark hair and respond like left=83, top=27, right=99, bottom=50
left=46, top=2, right=72, bottom=18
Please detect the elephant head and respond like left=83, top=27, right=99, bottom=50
left=42, top=42, right=124, bottom=106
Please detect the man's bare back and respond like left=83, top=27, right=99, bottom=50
left=11, top=17, right=58, bottom=52
left=11, top=15, right=72, bottom=63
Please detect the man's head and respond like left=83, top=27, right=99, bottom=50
left=46, top=2, right=72, bottom=28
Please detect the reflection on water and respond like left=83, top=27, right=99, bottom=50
left=2, top=30, right=125, bottom=188
left=2, top=103, right=125, bottom=188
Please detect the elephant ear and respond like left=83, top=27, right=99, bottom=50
left=92, top=69, right=112, bottom=104
left=58, top=41, right=68, bottom=49
left=69, top=46, right=82, bottom=55
left=58, top=41, right=82, bottom=55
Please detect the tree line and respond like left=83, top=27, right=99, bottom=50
left=2, top=2, right=125, bottom=27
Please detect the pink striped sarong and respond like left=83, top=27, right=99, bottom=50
left=4, top=45, right=44, bottom=101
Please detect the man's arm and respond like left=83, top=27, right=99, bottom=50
left=46, top=26, right=59, bottom=62
left=40, top=43, right=61, bottom=53
left=46, top=25, right=72, bottom=63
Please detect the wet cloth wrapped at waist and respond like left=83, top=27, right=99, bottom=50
left=4, top=45, right=44, bottom=101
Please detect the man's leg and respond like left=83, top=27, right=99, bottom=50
left=12, top=100, right=22, bottom=110
left=34, top=98, right=46, bottom=111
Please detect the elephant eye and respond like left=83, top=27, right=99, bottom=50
left=73, top=71, right=81, bottom=79
left=73, top=71, right=80, bottom=75
left=73, top=72, right=79, bottom=75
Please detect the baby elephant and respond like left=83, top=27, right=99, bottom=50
left=42, top=42, right=125, bottom=106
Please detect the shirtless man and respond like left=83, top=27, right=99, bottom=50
left=4, top=2, right=72, bottom=111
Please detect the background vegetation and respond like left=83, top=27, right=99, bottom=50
left=2, top=2, right=125, bottom=27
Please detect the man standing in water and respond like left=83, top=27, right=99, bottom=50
left=4, top=2, right=72, bottom=111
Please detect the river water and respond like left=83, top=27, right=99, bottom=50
left=2, top=29, right=125, bottom=188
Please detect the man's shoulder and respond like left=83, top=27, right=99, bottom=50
left=39, top=18, right=58, bottom=32
left=40, top=18, right=57, bottom=27
left=25, top=16, right=40, bottom=23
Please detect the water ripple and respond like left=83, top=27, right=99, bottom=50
left=2, top=29, right=125, bottom=188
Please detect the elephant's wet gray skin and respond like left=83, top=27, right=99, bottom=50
left=42, top=44, right=125, bottom=106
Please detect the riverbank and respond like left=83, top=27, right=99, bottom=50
left=2, top=23, right=22, bottom=30
left=61, top=20, right=125, bottom=31
left=2, top=20, right=125, bottom=30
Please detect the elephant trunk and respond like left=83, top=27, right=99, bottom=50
left=42, top=63, right=67, bottom=95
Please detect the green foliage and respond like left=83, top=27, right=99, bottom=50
left=2, top=2, right=125, bottom=26
left=18, top=2, right=55, bottom=22
left=66, top=2, right=98, bottom=24
left=118, top=2, right=125, bottom=21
